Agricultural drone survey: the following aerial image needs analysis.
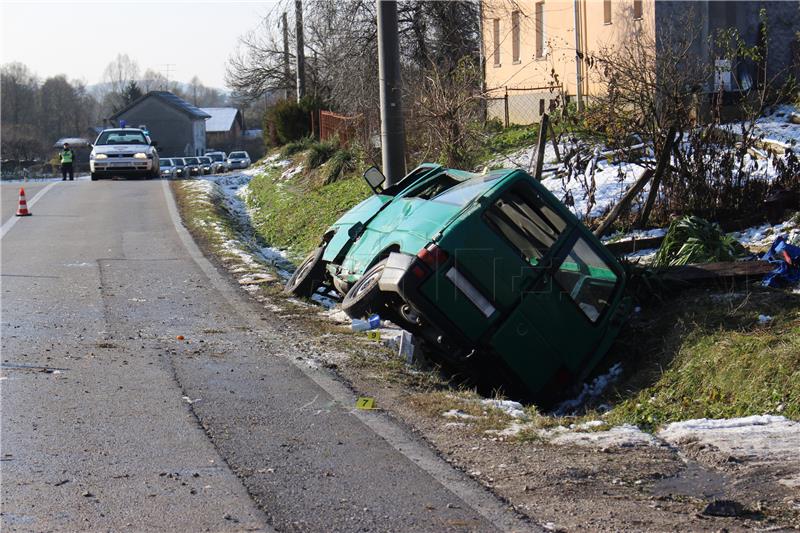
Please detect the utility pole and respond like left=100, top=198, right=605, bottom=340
left=282, top=12, right=291, bottom=100
left=573, top=0, right=584, bottom=112
left=160, top=64, right=175, bottom=91
left=477, top=0, right=486, bottom=122
left=294, top=0, right=306, bottom=102
left=377, top=0, right=406, bottom=186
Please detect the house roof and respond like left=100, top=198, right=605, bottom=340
left=54, top=137, right=90, bottom=148
left=201, top=107, right=243, bottom=132
left=110, top=91, right=211, bottom=121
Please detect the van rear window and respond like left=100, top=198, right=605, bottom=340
left=484, top=185, right=567, bottom=263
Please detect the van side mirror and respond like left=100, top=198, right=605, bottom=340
left=363, top=166, right=386, bottom=194
left=151, top=141, right=158, bottom=148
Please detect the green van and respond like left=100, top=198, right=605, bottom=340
left=285, top=164, right=630, bottom=399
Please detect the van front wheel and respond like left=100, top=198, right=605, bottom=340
left=342, top=259, right=387, bottom=319
left=284, top=247, right=326, bottom=297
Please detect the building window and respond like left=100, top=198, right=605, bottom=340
left=493, top=18, right=501, bottom=66
left=633, top=0, right=642, bottom=19
left=512, top=11, right=521, bottom=63
left=604, top=0, right=612, bottom=24
left=535, top=2, right=545, bottom=59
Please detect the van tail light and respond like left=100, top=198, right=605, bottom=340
left=416, top=243, right=449, bottom=271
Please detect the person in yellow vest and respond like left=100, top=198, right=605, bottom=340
left=60, top=142, right=75, bottom=181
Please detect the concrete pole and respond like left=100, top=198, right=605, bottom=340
left=294, top=0, right=306, bottom=102
left=282, top=12, right=291, bottom=100
left=377, top=0, right=406, bottom=185
left=573, top=0, right=584, bottom=112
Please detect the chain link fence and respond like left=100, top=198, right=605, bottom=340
left=485, top=86, right=563, bottom=127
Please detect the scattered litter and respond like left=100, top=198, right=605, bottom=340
left=182, top=396, right=201, bottom=405
left=762, top=235, right=800, bottom=288
left=176, top=335, right=185, bottom=341
left=757, top=314, right=773, bottom=324
left=351, top=315, right=381, bottom=332
left=399, top=331, right=416, bottom=364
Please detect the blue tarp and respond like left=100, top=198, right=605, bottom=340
left=762, top=235, right=800, bottom=288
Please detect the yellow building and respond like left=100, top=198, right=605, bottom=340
left=482, top=0, right=800, bottom=125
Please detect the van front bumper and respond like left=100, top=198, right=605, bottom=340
left=91, top=158, right=153, bottom=173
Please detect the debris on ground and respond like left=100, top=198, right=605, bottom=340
left=702, top=499, right=746, bottom=517
left=652, top=216, right=747, bottom=267
left=762, top=235, right=800, bottom=288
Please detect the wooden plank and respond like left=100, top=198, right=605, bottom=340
left=661, top=260, right=774, bottom=282
left=605, top=236, right=664, bottom=256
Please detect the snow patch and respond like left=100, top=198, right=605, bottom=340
left=552, top=362, right=623, bottom=416
left=481, top=399, right=527, bottom=420
left=546, top=424, right=660, bottom=448
left=443, top=409, right=478, bottom=420
left=658, top=415, right=800, bottom=461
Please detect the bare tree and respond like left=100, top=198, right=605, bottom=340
left=140, top=68, right=170, bottom=92
left=101, top=54, right=140, bottom=112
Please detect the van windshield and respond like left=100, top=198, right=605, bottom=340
left=484, top=184, right=567, bottom=264
left=432, top=175, right=503, bottom=207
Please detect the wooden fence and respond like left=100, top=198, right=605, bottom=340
left=319, top=110, right=362, bottom=146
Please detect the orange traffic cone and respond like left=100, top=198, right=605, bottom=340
left=16, top=187, right=32, bottom=216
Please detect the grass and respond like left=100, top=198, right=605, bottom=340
left=473, top=123, right=541, bottom=164
left=245, top=156, right=371, bottom=259
left=605, top=288, right=800, bottom=430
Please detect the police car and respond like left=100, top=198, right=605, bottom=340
left=89, top=127, right=160, bottom=180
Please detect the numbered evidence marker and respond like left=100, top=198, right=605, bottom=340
left=366, top=330, right=381, bottom=341
left=355, top=397, right=376, bottom=410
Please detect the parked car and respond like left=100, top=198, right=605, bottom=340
left=171, top=157, right=187, bottom=178
left=183, top=157, right=202, bottom=176
left=284, top=164, right=630, bottom=401
left=227, top=151, right=251, bottom=170
left=206, top=151, right=228, bottom=173
left=89, top=128, right=159, bottom=180
left=159, top=158, right=176, bottom=178
left=198, top=156, right=214, bottom=175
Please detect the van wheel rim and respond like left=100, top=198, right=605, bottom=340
left=355, top=268, right=382, bottom=298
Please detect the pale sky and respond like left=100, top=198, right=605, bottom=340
left=1, top=0, right=280, bottom=89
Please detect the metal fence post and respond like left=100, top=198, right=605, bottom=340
left=504, top=87, right=510, bottom=128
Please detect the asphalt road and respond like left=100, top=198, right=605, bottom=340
left=1, top=179, right=526, bottom=532
left=1, top=180, right=54, bottom=221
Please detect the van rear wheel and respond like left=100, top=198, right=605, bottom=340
left=342, top=259, right=387, bottom=319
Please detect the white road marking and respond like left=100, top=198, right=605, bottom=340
left=0, top=182, right=59, bottom=240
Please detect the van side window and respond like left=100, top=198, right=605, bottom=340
left=484, top=185, right=567, bottom=264
left=553, top=237, right=618, bottom=322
